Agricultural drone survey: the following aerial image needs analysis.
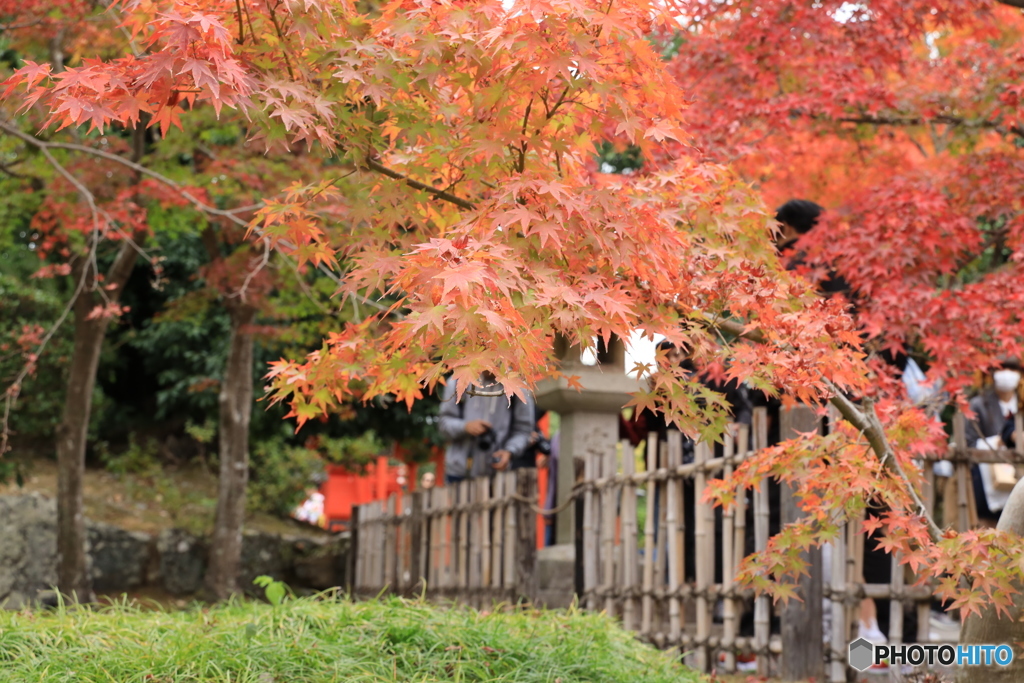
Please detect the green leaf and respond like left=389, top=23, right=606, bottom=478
left=253, top=575, right=288, bottom=606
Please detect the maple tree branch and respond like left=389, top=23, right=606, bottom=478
left=0, top=18, right=44, bottom=32
left=264, top=0, right=297, bottom=81
left=704, top=314, right=944, bottom=542
left=234, top=0, right=245, bottom=44
left=32, top=139, right=110, bottom=297
left=1, top=252, right=90, bottom=458
left=364, top=157, right=476, bottom=210
left=0, top=160, right=40, bottom=182
left=545, top=84, right=573, bottom=120
left=232, top=239, right=273, bottom=304
left=834, top=113, right=1024, bottom=139
left=517, top=98, right=533, bottom=173
left=0, top=122, right=404, bottom=318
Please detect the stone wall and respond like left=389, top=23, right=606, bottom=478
left=0, top=493, right=349, bottom=608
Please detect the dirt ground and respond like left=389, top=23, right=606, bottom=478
left=0, top=458, right=332, bottom=539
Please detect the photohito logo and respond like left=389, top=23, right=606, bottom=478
left=848, top=638, right=1014, bottom=671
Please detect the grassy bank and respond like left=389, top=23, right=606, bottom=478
left=0, top=595, right=703, bottom=682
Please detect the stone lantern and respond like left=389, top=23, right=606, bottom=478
left=534, top=333, right=643, bottom=545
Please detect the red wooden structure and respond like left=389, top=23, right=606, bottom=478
left=321, top=418, right=552, bottom=549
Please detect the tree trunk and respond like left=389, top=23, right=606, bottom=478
left=202, top=303, right=257, bottom=601
left=56, top=242, right=139, bottom=602
left=956, top=478, right=1024, bottom=683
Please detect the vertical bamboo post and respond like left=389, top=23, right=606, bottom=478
left=386, top=496, right=398, bottom=592
left=829, top=523, right=848, bottom=683
left=428, top=489, right=440, bottom=593
left=721, top=430, right=737, bottom=673
left=478, top=477, right=491, bottom=596
left=515, top=468, right=538, bottom=603
left=583, top=444, right=599, bottom=610
left=379, top=500, right=388, bottom=591
left=733, top=425, right=749, bottom=666
left=694, top=440, right=711, bottom=673
left=368, top=502, right=378, bottom=591
left=458, top=480, right=470, bottom=595
left=889, top=551, right=904, bottom=651
left=752, top=407, right=771, bottom=677
left=491, top=473, right=505, bottom=591
left=364, top=499, right=372, bottom=589
left=849, top=506, right=865, bottom=645
left=621, top=438, right=639, bottom=632
left=953, top=411, right=971, bottom=532
left=655, top=439, right=669, bottom=639
left=441, top=487, right=453, bottom=591
left=917, top=457, right=935, bottom=644
left=397, top=494, right=408, bottom=594
left=603, top=442, right=618, bottom=616
left=666, top=430, right=683, bottom=646
left=408, top=491, right=423, bottom=596
left=470, top=478, right=483, bottom=605
left=504, top=471, right=517, bottom=596
left=366, top=499, right=374, bottom=589
left=642, top=433, right=658, bottom=637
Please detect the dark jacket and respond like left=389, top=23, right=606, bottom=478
left=964, top=387, right=1008, bottom=448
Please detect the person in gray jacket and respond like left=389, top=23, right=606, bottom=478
left=438, top=373, right=535, bottom=484
left=964, top=359, right=1022, bottom=525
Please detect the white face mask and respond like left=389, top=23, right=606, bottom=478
left=993, top=369, right=1021, bottom=394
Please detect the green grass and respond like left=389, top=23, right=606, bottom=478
left=0, top=595, right=703, bottom=683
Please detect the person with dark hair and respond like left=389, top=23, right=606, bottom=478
left=774, top=198, right=852, bottom=301
left=775, top=198, right=824, bottom=245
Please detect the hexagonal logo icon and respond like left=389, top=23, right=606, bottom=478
left=848, top=637, right=875, bottom=672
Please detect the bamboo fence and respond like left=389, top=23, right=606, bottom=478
left=352, top=469, right=537, bottom=607
left=352, top=408, right=1024, bottom=680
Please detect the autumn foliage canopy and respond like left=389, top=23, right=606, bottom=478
left=4, top=0, right=1024, bottom=617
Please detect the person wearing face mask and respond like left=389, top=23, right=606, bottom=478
left=964, top=359, right=1023, bottom=526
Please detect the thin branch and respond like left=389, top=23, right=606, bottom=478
left=0, top=18, right=44, bottom=31
left=264, top=0, right=296, bottom=81
left=364, top=158, right=477, bottom=210
left=1, top=258, right=90, bottom=457
left=834, top=113, right=1024, bottom=139
left=0, top=121, right=409, bottom=318
left=232, top=238, right=272, bottom=303
left=234, top=0, right=246, bottom=44
left=1, top=120, right=477, bottom=215
left=517, top=98, right=533, bottom=173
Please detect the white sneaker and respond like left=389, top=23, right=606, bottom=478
left=857, top=619, right=888, bottom=644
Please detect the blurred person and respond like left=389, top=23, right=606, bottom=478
left=512, top=408, right=552, bottom=470
left=965, top=359, right=1023, bottom=527
left=438, top=371, right=535, bottom=484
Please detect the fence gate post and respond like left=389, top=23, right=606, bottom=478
left=780, top=405, right=824, bottom=681
left=515, top=469, right=538, bottom=603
